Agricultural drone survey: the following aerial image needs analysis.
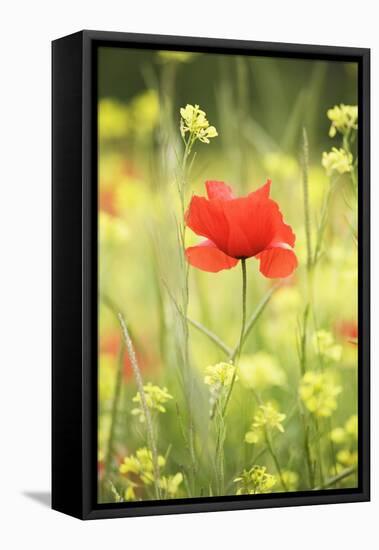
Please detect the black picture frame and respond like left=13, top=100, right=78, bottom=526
left=52, top=30, right=370, bottom=520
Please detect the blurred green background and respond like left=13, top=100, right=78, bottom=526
left=97, top=47, right=358, bottom=503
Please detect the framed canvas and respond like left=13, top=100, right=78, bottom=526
left=52, top=30, right=370, bottom=520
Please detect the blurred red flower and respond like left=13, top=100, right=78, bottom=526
left=100, top=332, right=158, bottom=380
left=185, top=180, right=297, bottom=278
left=335, top=320, right=358, bottom=345
left=99, top=187, right=117, bottom=216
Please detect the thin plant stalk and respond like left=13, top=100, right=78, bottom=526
left=315, top=464, right=357, bottom=490
left=222, top=258, right=247, bottom=417
left=300, top=128, right=318, bottom=489
left=236, top=258, right=247, bottom=363
left=263, top=428, right=288, bottom=492
left=314, top=417, right=325, bottom=487
left=118, top=313, right=161, bottom=500
left=174, top=134, right=198, bottom=495
left=214, top=401, right=226, bottom=495
left=302, top=127, right=313, bottom=273
left=229, top=283, right=279, bottom=361
left=183, top=283, right=279, bottom=360
left=300, top=402, right=315, bottom=487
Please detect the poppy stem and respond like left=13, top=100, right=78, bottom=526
left=222, top=258, right=247, bottom=417
left=237, top=258, right=248, bottom=363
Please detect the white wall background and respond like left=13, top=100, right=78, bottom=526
left=1, top=1, right=376, bottom=548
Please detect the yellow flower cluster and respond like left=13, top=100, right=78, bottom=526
left=132, top=383, right=173, bottom=423
left=204, top=362, right=237, bottom=388
left=180, top=104, right=218, bottom=144
left=234, top=465, right=277, bottom=495
left=119, top=448, right=183, bottom=500
left=204, top=362, right=237, bottom=417
left=327, top=104, right=358, bottom=138
left=313, top=329, right=342, bottom=363
left=329, top=415, right=358, bottom=471
left=336, top=449, right=358, bottom=467
left=245, top=402, right=286, bottom=444
left=299, top=371, right=342, bottom=417
left=322, top=147, right=353, bottom=176
left=119, top=447, right=166, bottom=485
left=159, top=473, right=184, bottom=496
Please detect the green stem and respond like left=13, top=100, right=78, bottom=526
left=264, top=428, right=288, bottom=491
left=213, top=259, right=248, bottom=493
left=300, top=404, right=315, bottom=488
left=314, top=417, right=325, bottom=487
left=302, top=128, right=313, bottom=271
left=214, top=403, right=226, bottom=495
left=176, top=134, right=197, bottom=495
left=327, top=418, right=338, bottom=478
left=222, top=258, right=247, bottom=417
left=237, top=258, right=247, bottom=362
left=315, top=465, right=357, bottom=490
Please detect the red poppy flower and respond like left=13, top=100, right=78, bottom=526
left=185, top=180, right=297, bottom=278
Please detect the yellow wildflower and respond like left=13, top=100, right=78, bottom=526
left=245, top=402, right=286, bottom=444
left=159, top=473, right=183, bottom=497
left=329, top=415, right=358, bottom=445
left=337, top=449, right=358, bottom=467
left=313, top=330, right=342, bottom=363
left=345, top=415, right=358, bottom=439
left=132, top=383, right=173, bottom=423
left=119, top=447, right=166, bottom=485
left=322, top=148, right=353, bottom=176
left=124, top=485, right=136, bottom=501
left=327, top=104, right=358, bottom=137
left=299, top=371, right=342, bottom=417
left=180, top=104, right=218, bottom=144
left=234, top=466, right=277, bottom=495
left=204, top=362, right=236, bottom=387
left=330, top=427, right=347, bottom=444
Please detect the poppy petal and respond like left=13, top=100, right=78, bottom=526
left=185, top=196, right=229, bottom=250
left=248, top=179, right=271, bottom=200
left=256, top=242, right=298, bottom=278
left=186, top=240, right=239, bottom=272
left=206, top=181, right=235, bottom=201
left=220, top=193, right=279, bottom=258
left=271, top=207, right=296, bottom=248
